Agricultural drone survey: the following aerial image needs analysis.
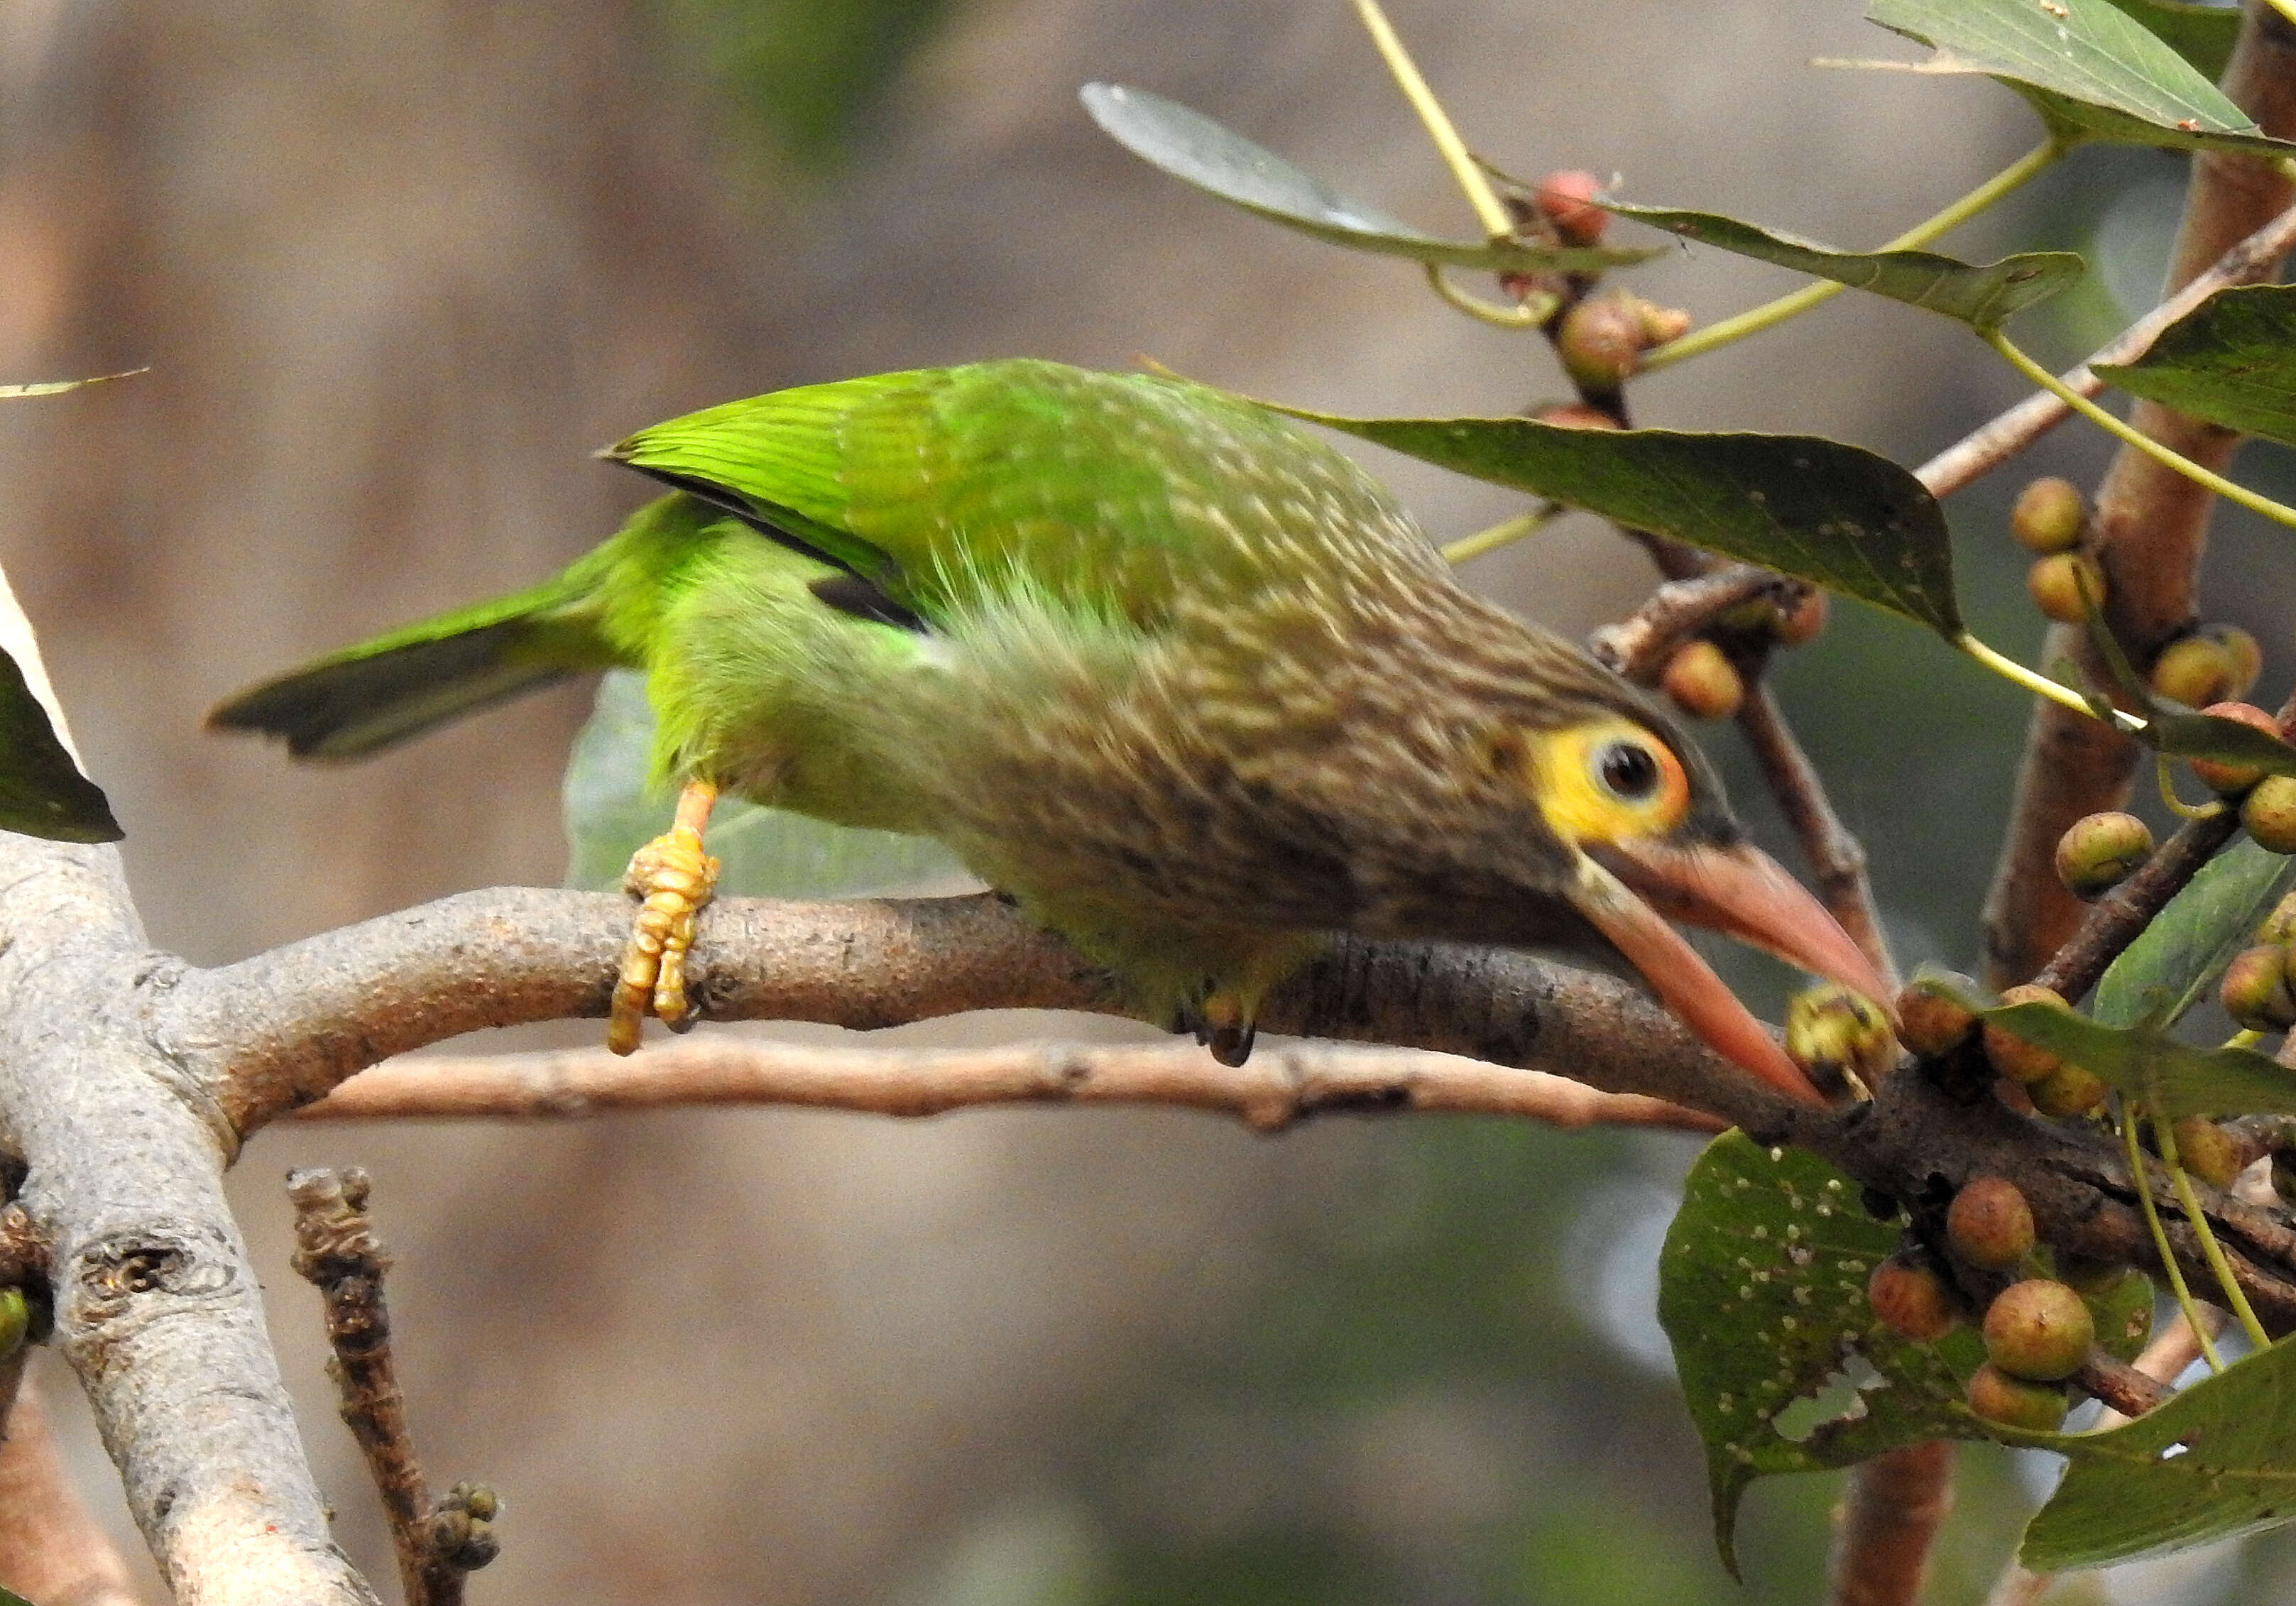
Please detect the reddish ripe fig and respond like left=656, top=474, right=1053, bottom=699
left=2150, top=633, right=2240, bottom=709
left=2244, top=775, right=2296, bottom=854
left=2053, top=812, right=2153, bottom=900
left=1967, top=1364, right=2069, bottom=1432
left=2009, top=476, right=2086, bottom=554
left=1896, top=973, right=1979, bottom=1058
left=1982, top=1279, right=2094, bottom=1382
left=1775, top=589, right=1829, bottom=647
left=1533, top=169, right=1607, bottom=246
left=1661, top=640, right=1744, bottom=720
left=1982, top=984, right=2069, bottom=1086
left=2172, top=1116, right=2244, bottom=1190
left=1868, top=1254, right=1958, bottom=1343
left=2220, top=944, right=2296, bottom=1032
left=1531, top=402, right=1620, bottom=431
left=2028, top=552, right=2106, bottom=624
left=1947, top=1176, right=2036, bottom=1271
left=2190, top=701, right=2280, bottom=794
left=2027, top=1061, right=2106, bottom=1119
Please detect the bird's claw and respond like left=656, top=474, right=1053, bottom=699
left=609, top=824, right=720, bottom=1055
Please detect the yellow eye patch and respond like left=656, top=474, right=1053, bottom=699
left=1521, top=718, right=1690, bottom=846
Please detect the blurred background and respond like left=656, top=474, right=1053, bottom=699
left=2, top=0, right=2295, bottom=1600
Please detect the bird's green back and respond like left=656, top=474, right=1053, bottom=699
left=607, top=359, right=1443, bottom=629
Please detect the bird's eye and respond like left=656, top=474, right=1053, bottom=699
left=1595, top=739, right=1662, bottom=801
left=1520, top=718, right=1693, bottom=846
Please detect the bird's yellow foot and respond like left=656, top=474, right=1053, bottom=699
left=608, top=781, right=720, bottom=1056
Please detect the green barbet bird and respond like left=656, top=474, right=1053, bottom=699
left=211, top=359, right=1881, bottom=1103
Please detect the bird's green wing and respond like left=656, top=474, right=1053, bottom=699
left=605, top=359, right=1429, bottom=626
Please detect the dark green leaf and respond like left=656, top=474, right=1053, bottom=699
left=564, top=672, right=966, bottom=898
left=1601, top=201, right=2081, bottom=329
left=2101, top=0, right=2239, bottom=81
left=1661, top=1132, right=1982, bottom=1575
left=2085, top=1265, right=2155, bottom=1363
left=1863, top=0, right=2296, bottom=157
left=2095, top=284, right=2296, bottom=448
left=2094, top=839, right=2296, bottom=1028
left=0, top=648, right=117, bottom=843
left=2023, top=1333, right=2296, bottom=1569
left=1980, top=1000, right=2296, bottom=1118
left=1080, top=84, right=1661, bottom=275
left=1264, top=407, right=1961, bottom=634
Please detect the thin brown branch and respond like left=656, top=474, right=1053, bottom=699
left=1827, top=1441, right=1954, bottom=1606
left=2075, top=1350, right=2173, bottom=1419
left=0, top=1372, right=148, bottom=1606
left=288, top=1170, right=497, bottom=1606
left=1586, top=565, right=1794, bottom=681
left=1736, top=681, right=1900, bottom=993
left=1916, top=195, right=2296, bottom=500
left=1979, top=4, right=2296, bottom=988
left=285, top=1037, right=1724, bottom=1134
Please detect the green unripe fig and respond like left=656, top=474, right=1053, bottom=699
left=2010, top=476, right=2087, bottom=554
left=0, top=1287, right=26, bottom=1362
left=1983, top=984, right=2068, bottom=1086
left=1556, top=293, right=1647, bottom=394
left=2220, top=944, right=2296, bottom=1032
left=2150, top=633, right=2240, bottom=709
left=1947, top=1175, right=2036, bottom=1271
left=2054, top=811, right=2153, bottom=900
left=1896, top=972, right=1979, bottom=1058
left=2172, top=1116, right=2244, bottom=1190
left=1983, top=1278, right=2094, bottom=1382
left=2191, top=701, right=2279, bottom=794
left=1660, top=640, right=1744, bottom=721
left=2244, top=775, right=2296, bottom=854
left=1867, top=1254, right=1958, bottom=1343
left=1533, top=170, right=1607, bottom=246
left=2028, top=552, right=2106, bottom=624
left=1967, top=1363, right=2070, bottom=1432
left=1785, top=982, right=1896, bottom=1093
left=2202, top=623, right=2262, bottom=701
left=2027, top=1061, right=2107, bottom=1119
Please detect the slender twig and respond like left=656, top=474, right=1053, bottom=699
left=2074, top=1350, right=2174, bottom=1419
left=1646, top=139, right=2065, bottom=372
left=285, top=1037, right=1723, bottom=1133
left=1986, top=329, right=2296, bottom=532
left=2155, top=1110, right=2273, bottom=1349
left=1825, top=1441, right=1955, bottom=1606
left=1354, top=0, right=1514, bottom=241
left=288, top=1169, right=497, bottom=1606
left=1736, top=682, right=1900, bottom=992
left=1441, top=502, right=1563, bottom=566
left=1585, top=564, right=1792, bottom=680
left=2123, top=1100, right=2225, bottom=1372
left=1917, top=196, right=2296, bottom=499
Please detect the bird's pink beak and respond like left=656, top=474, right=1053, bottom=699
left=1568, top=839, right=1892, bottom=1108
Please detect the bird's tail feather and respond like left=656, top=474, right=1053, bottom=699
left=207, top=574, right=621, bottom=761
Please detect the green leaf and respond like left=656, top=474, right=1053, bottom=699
left=564, top=671, right=967, bottom=898
left=2084, top=1265, right=2156, bottom=1363
left=2095, top=838, right=2296, bottom=1029
left=1862, top=0, right=2296, bottom=157
left=1079, top=83, right=1661, bottom=275
left=2022, top=1333, right=2296, bottom=1570
left=1979, top=1000, right=2296, bottom=1118
left=0, top=367, right=146, bottom=400
left=1600, top=201, right=2082, bottom=329
left=2101, top=0, right=2239, bottom=81
left=1660, top=1132, right=1982, bottom=1575
left=1263, top=407, right=1962, bottom=634
left=2095, top=285, right=2296, bottom=449
left=0, top=647, right=118, bottom=844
